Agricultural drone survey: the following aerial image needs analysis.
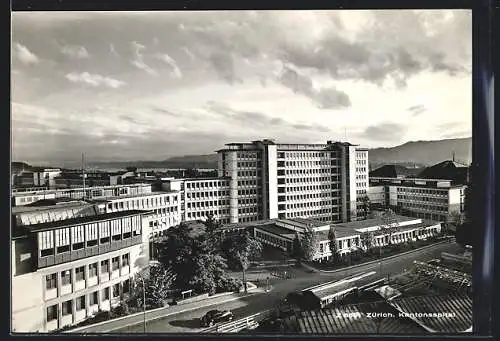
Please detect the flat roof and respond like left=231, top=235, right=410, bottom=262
left=284, top=217, right=329, bottom=228
left=87, top=190, right=178, bottom=202
left=23, top=210, right=151, bottom=232
left=12, top=201, right=92, bottom=214
left=12, top=183, right=153, bottom=197
left=333, top=215, right=419, bottom=230
left=254, top=224, right=297, bottom=240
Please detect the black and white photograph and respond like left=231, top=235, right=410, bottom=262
left=11, top=10, right=473, bottom=334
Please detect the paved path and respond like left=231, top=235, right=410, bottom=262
left=105, top=241, right=459, bottom=333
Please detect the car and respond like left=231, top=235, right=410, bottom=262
left=200, top=309, right=234, bottom=327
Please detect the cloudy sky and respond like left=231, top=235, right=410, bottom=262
left=11, top=10, right=472, bottom=163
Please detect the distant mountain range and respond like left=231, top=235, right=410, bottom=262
left=14, top=137, right=472, bottom=171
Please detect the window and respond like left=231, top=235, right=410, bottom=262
left=61, top=270, right=71, bottom=286
left=123, top=279, right=130, bottom=294
left=113, top=283, right=120, bottom=297
left=71, top=225, right=85, bottom=250
left=46, top=273, right=57, bottom=290
left=88, top=263, right=98, bottom=278
left=122, top=254, right=130, bottom=267
left=55, top=228, right=70, bottom=253
left=76, top=296, right=86, bottom=311
left=89, top=291, right=98, bottom=305
left=75, top=266, right=85, bottom=281
left=39, top=231, right=54, bottom=257
left=102, top=287, right=110, bottom=300
left=86, top=223, right=98, bottom=247
left=62, top=300, right=72, bottom=316
left=112, top=257, right=120, bottom=271
left=46, top=305, right=58, bottom=322
left=101, top=260, right=109, bottom=274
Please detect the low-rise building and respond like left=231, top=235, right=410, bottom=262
left=250, top=216, right=441, bottom=262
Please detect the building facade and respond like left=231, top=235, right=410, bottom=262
left=11, top=183, right=153, bottom=207
left=368, top=177, right=466, bottom=222
left=217, top=140, right=369, bottom=224
left=11, top=210, right=151, bottom=333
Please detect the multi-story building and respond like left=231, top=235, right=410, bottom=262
left=216, top=140, right=369, bottom=224
left=368, top=177, right=466, bottom=222
left=162, top=178, right=231, bottom=224
left=11, top=208, right=151, bottom=332
left=11, top=183, right=153, bottom=207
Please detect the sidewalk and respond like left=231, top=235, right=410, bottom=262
left=67, top=284, right=263, bottom=333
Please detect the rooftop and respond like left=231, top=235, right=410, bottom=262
left=19, top=210, right=151, bottom=233
left=12, top=183, right=153, bottom=197
left=254, top=223, right=297, bottom=240
left=284, top=217, right=329, bottom=228
left=333, top=215, right=420, bottom=231
left=12, top=200, right=92, bottom=214
left=87, top=190, right=178, bottom=202
left=369, top=165, right=421, bottom=178
left=417, top=160, right=470, bottom=184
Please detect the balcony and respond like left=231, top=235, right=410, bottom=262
left=74, top=309, right=86, bottom=323
left=111, top=269, right=120, bottom=279
left=74, top=279, right=85, bottom=291
left=100, top=272, right=110, bottom=283
left=45, top=288, right=57, bottom=301
left=46, top=319, right=58, bottom=332
left=60, top=314, right=73, bottom=328
left=60, top=284, right=72, bottom=296
left=88, top=304, right=99, bottom=316
left=121, top=265, right=130, bottom=276
left=87, top=276, right=98, bottom=287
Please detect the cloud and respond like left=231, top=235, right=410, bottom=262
left=205, top=101, right=331, bottom=133
left=65, top=72, right=126, bottom=88
left=110, top=44, right=119, bottom=57
left=155, top=53, right=183, bottom=78
left=130, top=41, right=158, bottom=76
left=278, top=65, right=351, bottom=109
left=357, top=123, right=407, bottom=141
left=407, top=104, right=427, bottom=116
left=13, top=43, right=38, bottom=64
left=61, top=45, right=90, bottom=59
left=209, top=52, right=240, bottom=84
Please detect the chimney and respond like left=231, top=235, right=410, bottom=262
left=452, top=151, right=455, bottom=162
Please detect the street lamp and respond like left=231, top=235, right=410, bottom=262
left=135, top=271, right=148, bottom=333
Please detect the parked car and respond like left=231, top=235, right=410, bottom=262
left=200, top=309, right=234, bottom=327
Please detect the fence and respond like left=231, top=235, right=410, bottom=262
left=200, top=310, right=272, bottom=333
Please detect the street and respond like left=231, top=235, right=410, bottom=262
left=109, top=242, right=459, bottom=333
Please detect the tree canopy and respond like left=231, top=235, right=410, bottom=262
left=301, top=226, right=320, bottom=261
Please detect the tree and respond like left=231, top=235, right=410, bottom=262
left=360, top=231, right=374, bottom=250
left=361, top=196, right=371, bottom=220
left=203, top=214, right=223, bottom=251
left=381, top=209, right=399, bottom=245
left=227, top=232, right=263, bottom=294
left=327, top=226, right=338, bottom=262
left=291, top=232, right=304, bottom=260
left=129, top=264, right=174, bottom=310
left=301, top=226, right=320, bottom=261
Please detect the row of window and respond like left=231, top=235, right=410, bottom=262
left=237, top=152, right=259, bottom=159
left=238, top=198, right=258, bottom=205
left=237, top=161, right=258, bottom=168
left=186, top=210, right=229, bottom=219
left=45, top=254, right=130, bottom=290
left=397, top=187, right=449, bottom=195
left=356, top=159, right=368, bottom=165
left=46, top=281, right=129, bottom=322
left=38, top=217, right=142, bottom=256
left=356, top=174, right=367, bottom=180
left=237, top=171, right=259, bottom=177
left=284, top=201, right=336, bottom=209
left=277, top=152, right=335, bottom=159
left=399, top=202, right=449, bottom=212
left=237, top=180, right=258, bottom=187
left=285, top=185, right=334, bottom=192
left=185, top=181, right=229, bottom=189
left=187, top=200, right=229, bottom=209
left=238, top=207, right=259, bottom=214
left=283, top=169, right=333, bottom=176
left=285, top=193, right=335, bottom=200
left=285, top=208, right=337, bottom=217
left=186, top=191, right=228, bottom=199
left=239, top=216, right=260, bottom=223
left=255, top=230, right=289, bottom=248
left=237, top=189, right=258, bottom=196
left=106, top=195, right=177, bottom=211
left=397, top=195, right=448, bottom=204
left=285, top=178, right=336, bottom=185
left=281, top=160, right=331, bottom=167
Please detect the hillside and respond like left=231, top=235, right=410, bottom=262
left=369, top=137, right=472, bottom=167
left=16, top=138, right=472, bottom=171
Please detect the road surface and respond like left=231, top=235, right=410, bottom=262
left=109, top=241, right=459, bottom=333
